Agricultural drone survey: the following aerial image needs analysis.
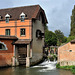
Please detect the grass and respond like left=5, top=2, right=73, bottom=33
left=56, top=63, right=75, bottom=74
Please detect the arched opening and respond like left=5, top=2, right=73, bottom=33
left=0, top=42, right=7, bottom=50
left=36, top=29, right=44, bottom=38
left=36, top=29, right=42, bottom=38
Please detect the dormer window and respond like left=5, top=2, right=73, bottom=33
left=0, top=16, right=2, bottom=20
left=20, top=12, right=25, bottom=22
left=5, top=14, right=10, bottom=23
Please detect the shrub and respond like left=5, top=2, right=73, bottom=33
left=50, top=57, right=54, bottom=61
left=56, top=64, right=75, bottom=74
left=56, top=63, right=60, bottom=68
left=71, top=66, right=75, bottom=74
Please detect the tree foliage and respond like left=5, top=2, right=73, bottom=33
left=70, top=5, right=75, bottom=36
left=55, top=30, right=67, bottom=46
left=44, top=24, right=48, bottom=30
left=45, top=30, right=57, bottom=46
left=66, top=36, right=75, bottom=43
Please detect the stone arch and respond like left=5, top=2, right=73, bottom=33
left=0, top=41, right=8, bottom=50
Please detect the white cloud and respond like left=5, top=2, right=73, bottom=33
left=0, top=0, right=75, bottom=36
left=0, top=0, right=13, bottom=9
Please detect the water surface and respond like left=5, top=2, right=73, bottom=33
left=0, top=61, right=74, bottom=75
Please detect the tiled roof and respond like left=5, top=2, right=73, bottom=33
left=13, top=39, right=31, bottom=44
left=70, top=39, right=75, bottom=43
left=0, top=5, right=48, bottom=23
left=0, top=35, right=18, bottom=40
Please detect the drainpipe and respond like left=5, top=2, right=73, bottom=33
left=12, top=45, right=16, bottom=66
left=15, top=20, right=17, bottom=36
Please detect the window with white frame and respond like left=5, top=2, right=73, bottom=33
left=20, top=12, right=25, bottom=22
left=5, top=14, right=10, bottom=23
left=20, top=28, right=25, bottom=36
left=6, top=17, right=9, bottom=23
left=6, top=29, right=10, bottom=36
left=21, top=16, right=25, bottom=22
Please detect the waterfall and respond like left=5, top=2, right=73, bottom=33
left=32, top=61, right=57, bottom=72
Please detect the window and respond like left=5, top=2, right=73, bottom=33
left=6, top=29, right=10, bottom=36
left=21, top=16, right=25, bottom=22
left=69, top=50, right=72, bottom=52
left=0, top=43, right=5, bottom=50
left=0, top=41, right=8, bottom=50
left=0, top=16, right=2, bottom=20
left=20, top=28, right=25, bottom=36
left=36, top=29, right=44, bottom=38
left=20, top=12, right=25, bottom=22
left=36, top=30, right=41, bottom=38
left=6, top=17, right=9, bottom=23
left=5, top=14, right=10, bottom=23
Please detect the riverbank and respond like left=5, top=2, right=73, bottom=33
left=56, top=63, right=75, bottom=74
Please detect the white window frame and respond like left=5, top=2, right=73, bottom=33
left=0, top=41, right=8, bottom=50
left=20, top=28, right=26, bottom=36
left=20, top=12, right=25, bottom=22
left=5, top=14, right=10, bottom=23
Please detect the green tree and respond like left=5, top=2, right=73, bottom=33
left=70, top=5, right=75, bottom=36
left=44, top=24, right=48, bottom=30
left=66, top=36, right=75, bottom=43
left=55, top=30, right=67, bottom=46
left=45, top=30, right=57, bottom=46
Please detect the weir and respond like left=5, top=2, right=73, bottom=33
left=32, top=61, right=57, bottom=72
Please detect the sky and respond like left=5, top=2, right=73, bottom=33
left=0, top=0, right=75, bottom=37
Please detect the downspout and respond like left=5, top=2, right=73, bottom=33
left=15, top=20, right=17, bottom=36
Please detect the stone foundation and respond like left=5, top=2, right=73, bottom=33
left=60, top=61, right=75, bottom=66
left=30, top=53, right=43, bottom=66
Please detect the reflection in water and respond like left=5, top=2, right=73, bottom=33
left=0, top=61, right=74, bottom=75
left=59, top=69, right=74, bottom=75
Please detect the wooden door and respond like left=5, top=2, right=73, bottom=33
left=17, top=44, right=27, bottom=65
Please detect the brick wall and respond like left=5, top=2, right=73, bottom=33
left=58, top=42, right=75, bottom=66
left=0, top=40, right=14, bottom=67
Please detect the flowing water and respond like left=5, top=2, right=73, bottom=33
left=0, top=61, right=74, bottom=75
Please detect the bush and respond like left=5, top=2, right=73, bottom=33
left=59, top=66, right=72, bottom=70
left=56, top=63, right=60, bottom=68
left=71, top=66, right=75, bottom=74
left=56, top=64, right=75, bottom=74
left=50, top=57, right=54, bottom=61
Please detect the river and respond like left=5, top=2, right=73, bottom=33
left=0, top=61, right=74, bottom=75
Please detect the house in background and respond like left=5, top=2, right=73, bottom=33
left=58, top=39, right=75, bottom=66
left=0, top=5, right=48, bottom=67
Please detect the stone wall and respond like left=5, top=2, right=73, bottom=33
left=31, top=19, right=44, bottom=65
left=60, top=61, right=75, bottom=66
left=30, top=53, right=43, bottom=65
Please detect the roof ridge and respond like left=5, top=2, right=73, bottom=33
left=0, top=5, right=40, bottom=10
left=32, top=5, right=40, bottom=18
left=0, top=5, right=47, bottom=23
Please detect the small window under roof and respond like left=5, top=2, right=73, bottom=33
left=20, top=12, right=25, bottom=17
left=5, top=14, right=10, bottom=18
left=20, top=12, right=25, bottom=22
left=0, top=15, right=2, bottom=20
left=5, top=14, right=10, bottom=23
